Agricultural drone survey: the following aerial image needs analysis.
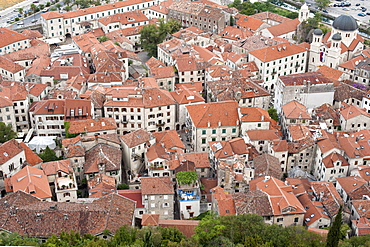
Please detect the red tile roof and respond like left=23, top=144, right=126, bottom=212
left=0, top=28, right=29, bottom=48
left=186, top=101, right=239, bottom=128
left=19, top=142, right=43, bottom=167
left=267, top=18, right=300, bottom=36
left=282, top=100, right=311, bottom=119
left=249, top=42, right=307, bottom=62
left=141, top=177, right=174, bottom=195
left=7, top=166, right=52, bottom=200
left=118, top=189, right=144, bottom=208
left=68, top=118, right=117, bottom=134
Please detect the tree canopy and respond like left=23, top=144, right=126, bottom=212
left=315, top=0, right=330, bottom=9
left=0, top=122, right=17, bottom=143
left=176, top=171, right=198, bottom=185
left=228, top=0, right=298, bottom=19
left=140, top=18, right=181, bottom=57
left=38, top=146, right=60, bottom=162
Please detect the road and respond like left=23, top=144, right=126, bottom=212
left=0, top=0, right=64, bottom=29
left=304, top=0, right=370, bottom=26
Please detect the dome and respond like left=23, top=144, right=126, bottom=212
left=313, top=29, right=323, bottom=36
left=332, top=33, right=342, bottom=41
left=332, top=15, right=358, bottom=31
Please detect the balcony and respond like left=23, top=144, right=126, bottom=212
left=178, top=189, right=200, bottom=201
left=149, top=165, right=164, bottom=170
left=156, top=122, right=165, bottom=127
left=55, top=175, right=77, bottom=192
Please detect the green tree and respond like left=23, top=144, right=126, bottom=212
left=30, top=3, right=37, bottom=13
left=0, top=232, right=38, bottom=246
left=56, top=3, right=61, bottom=11
left=0, top=122, right=17, bottom=143
left=64, top=6, right=72, bottom=11
left=176, top=171, right=198, bottom=185
left=230, top=16, right=235, bottom=26
left=15, top=17, right=19, bottom=21
left=228, top=0, right=243, bottom=10
left=50, top=6, right=57, bottom=11
left=46, top=2, right=51, bottom=7
left=18, top=8, right=23, bottom=15
left=140, top=18, right=181, bottom=57
left=117, top=183, right=129, bottom=190
left=327, top=205, right=343, bottom=247
left=41, top=231, right=98, bottom=247
left=307, top=13, right=323, bottom=29
left=38, top=146, right=59, bottom=162
left=98, top=35, right=110, bottom=43
left=64, top=0, right=71, bottom=6
left=315, top=0, right=330, bottom=9
left=268, top=108, right=279, bottom=121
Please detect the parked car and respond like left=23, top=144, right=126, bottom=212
left=17, top=21, right=24, bottom=25
left=358, top=13, right=366, bottom=16
left=367, top=12, right=370, bottom=15
left=342, top=7, right=349, bottom=10
left=356, top=3, right=361, bottom=6
left=31, top=19, right=37, bottom=23
left=322, top=9, right=328, bottom=13
left=32, top=0, right=39, bottom=3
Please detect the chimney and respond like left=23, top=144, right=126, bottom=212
left=218, top=121, right=221, bottom=126
left=208, top=122, right=210, bottom=127
left=261, top=115, right=264, bottom=121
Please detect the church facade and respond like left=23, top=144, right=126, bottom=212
left=309, top=15, right=363, bottom=71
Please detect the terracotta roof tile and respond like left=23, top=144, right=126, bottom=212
left=267, top=18, right=300, bottom=36
left=120, top=129, right=153, bottom=148
left=0, top=139, right=25, bottom=165
left=233, top=190, right=273, bottom=216
left=253, top=153, right=282, bottom=179
left=0, top=192, right=135, bottom=237
left=186, top=101, right=239, bottom=128
left=19, top=142, right=43, bottom=167
left=68, top=118, right=117, bottom=134
left=141, top=177, right=174, bottom=195
left=249, top=42, right=307, bottom=62
left=0, top=28, right=29, bottom=48
left=236, top=15, right=264, bottom=31
left=98, top=10, right=148, bottom=26
left=282, top=100, right=311, bottom=119
left=245, top=129, right=281, bottom=141
left=150, top=66, right=175, bottom=79
left=317, top=65, right=343, bottom=81
left=118, top=189, right=144, bottom=208
left=250, top=176, right=306, bottom=216
left=88, top=174, right=117, bottom=198
left=310, top=181, right=343, bottom=217
left=7, top=166, right=52, bottom=200
left=84, top=144, right=121, bottom=174
left=42, top=159, right=73, bottom=176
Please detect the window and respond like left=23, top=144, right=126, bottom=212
left=151, top=203, right=155, bottom=208
left=150, top=195, right=155, bottom=200
left=202, top=139, right=206, bottom=144
left=232, top=128, right=236, bottom=133
left=212, top=129, right=216, bottom=134
left=164, top=195, right=168, bottom=200
left=202, top=130, right=206, bottom=135
left=277, top=218, right=283, bottom=222
left=186, top=205, right=192, bottom=210
left=222, top=129, right=226, bottom=133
